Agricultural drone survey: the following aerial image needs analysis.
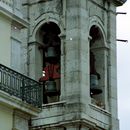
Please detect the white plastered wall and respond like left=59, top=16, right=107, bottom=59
left=0, top=104, right=13, bottom=130
left=0, top=14, right=11, bottom=67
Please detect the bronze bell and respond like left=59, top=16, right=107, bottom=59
left=90, top=74, right=102, bottom=95
left=45, top=80, right=58, bottom=96
left=46, top=47, right=57, bottom=58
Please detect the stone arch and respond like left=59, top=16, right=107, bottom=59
left=30, top=13, right=65, bottom=43
left=34, top=21, right=62, bottom=104
left=35, top=21, right=61, bottom=45
left=88, top=16, right=109, bottom=110
left=88, top=16, right=107, bottom=48
left=28, top=14, right=63, bottom=104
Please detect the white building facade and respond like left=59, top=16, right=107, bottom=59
left=0, top=1, right=41, bottom=130
left=0, top=0, right=126, bottom=130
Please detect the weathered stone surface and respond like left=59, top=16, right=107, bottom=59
left=20, top=0, right=120, bottom=130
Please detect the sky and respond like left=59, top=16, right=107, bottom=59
left=117, top=1, right=130, bottom=130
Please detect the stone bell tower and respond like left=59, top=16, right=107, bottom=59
left=22, top=0, right=126, bottom=130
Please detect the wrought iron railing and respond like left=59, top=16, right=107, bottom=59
left=0, top=64, right=42, bottom=108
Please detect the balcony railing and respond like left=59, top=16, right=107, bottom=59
left=0, top=64, right=42, bottom=108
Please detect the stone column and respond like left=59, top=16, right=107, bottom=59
left=12, top=110, right=31, bottom=130
left=64, top=0, right=90, bottom=116
left=107, top=5, right=119, bottom=130
left=28, top=42, right=43, bottom=81
left=60, top=33, right=66, bottom=101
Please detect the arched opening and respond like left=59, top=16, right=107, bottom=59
left=89, top=25, right=108, bottom=109
left=37, top=22, right=61, bottom=104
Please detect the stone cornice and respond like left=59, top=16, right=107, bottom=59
left=0, top=5, right=28, bottom=28
left=0, top=90, right=41, bottom=116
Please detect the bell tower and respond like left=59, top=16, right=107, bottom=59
left=22, top=0, right=126, bottom=130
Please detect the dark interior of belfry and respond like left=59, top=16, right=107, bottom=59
left=38, top=22, right=61, bottom=104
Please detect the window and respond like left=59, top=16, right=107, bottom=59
left=11, top=38, right=21, bottom=72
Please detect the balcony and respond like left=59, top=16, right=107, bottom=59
left=0, top=64, right=42, bottom=108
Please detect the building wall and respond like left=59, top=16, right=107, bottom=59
left=0, top=14, right=11, bottom=67
left=0, top=2, right=39, bottom=130
left=30, top=0, right=119, bottom=130
left=0, top=0, right=124, bottom=130
left=0, top=104, right=13, bottom=130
